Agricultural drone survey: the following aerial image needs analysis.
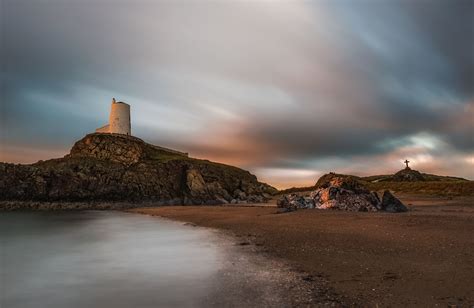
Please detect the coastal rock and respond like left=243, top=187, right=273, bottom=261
left=276, top=195, right=290, bottom=208
left=279, top=173, right=407, bottom=213
left=186, top=168, right=208, bottom=199
left=380, top=190, right=408, bottom=212
left=277, top=193, right=308, bottom=212
left=311, top=187, right=378, bottom=212
left=69, top=133, right=147, bottom=165
left=392, top=167, right=425, bottom=182
left=315, top=172, right=369, bottom=193
left=276, top=194, right=297, bottom=213
left=0, top=133, right=276, bottom=206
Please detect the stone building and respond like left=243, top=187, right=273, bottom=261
left=96, top=98, right=131, bottom=135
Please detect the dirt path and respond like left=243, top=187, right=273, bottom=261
left=130, top=195, right=474, bottom=307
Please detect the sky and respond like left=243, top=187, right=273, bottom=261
left=1, top=0, right=473, bottom=188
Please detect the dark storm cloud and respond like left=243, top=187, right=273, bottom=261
left=402, top=0, right=474, bottom=95
left=241, top=0, right=472, bottom=162
left=1, top=0, right=473, bottom=187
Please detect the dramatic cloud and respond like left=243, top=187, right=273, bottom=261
left=1, top=0, right=473, bottom=188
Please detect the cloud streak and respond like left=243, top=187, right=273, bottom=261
left=2, top=0, right=473, bottom=188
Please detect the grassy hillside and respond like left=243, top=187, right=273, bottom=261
left=279, top=171, right=474, bottom=197
left=366, top=181, right=474, bottom=196
left=362, top=173, right=467, bottom=182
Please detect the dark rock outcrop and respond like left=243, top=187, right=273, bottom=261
left=380, top=190, right=408, bottom=212
left=363, top=169, right=467, bottom=183
left=276, top=193, right=311, bottom=213
left=0, top=133, right=277, bottom=206
left=392, top=167, right=425, bottom=182
left=278, top=173, right=408, bottom=213
left=315, top=172, right=369, bottom=194
left=69, top=133, right=147, bottom=165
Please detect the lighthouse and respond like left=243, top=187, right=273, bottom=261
left=96, top=98, right=131, bottom=135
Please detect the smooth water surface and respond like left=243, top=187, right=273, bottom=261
left=0, top=211, right=225, bottom=308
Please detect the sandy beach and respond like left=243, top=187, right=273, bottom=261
left=131, top=194, right=474, bottom=307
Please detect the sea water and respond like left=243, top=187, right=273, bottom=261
left=0, top=211, right=225, bottom=308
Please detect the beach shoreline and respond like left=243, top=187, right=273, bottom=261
left=129, top=194, right=474, bottom=307
left=3, top=210, right=343, bottom=307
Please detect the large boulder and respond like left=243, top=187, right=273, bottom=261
left=277, top=193, right=308, bottom=212
left=315, top=172, right=369, bottom=193
left=380, top=190, right=408, bottom=212
left=278, top=173, right=408, bottom=213
left=311, top=187, right=379, bottom=212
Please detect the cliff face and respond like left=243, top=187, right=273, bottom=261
left=0, top=134, right=276, bottom=204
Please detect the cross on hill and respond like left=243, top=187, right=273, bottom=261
left=404, top=159, right=410, bottom=168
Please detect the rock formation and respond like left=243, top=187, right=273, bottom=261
left=391, top=167, right=426, bottom=181
left=391, top=160, right=425, bottom=181
left=0, top=133, right=277, bottom=206
left=277, top=173, right=408, bottom=213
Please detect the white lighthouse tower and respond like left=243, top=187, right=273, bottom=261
left=96, top=98, right=131, bottom=135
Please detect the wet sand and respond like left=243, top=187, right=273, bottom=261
left=131, top=194, right=474, bottom=307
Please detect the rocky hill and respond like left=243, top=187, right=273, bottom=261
left=362, top=167, right=468, bottom=182
left=279, top=169, right=473, bottom=197
left=0, top=133, right=277, bottom=207
left=361, top=168, right=473, bottom=196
